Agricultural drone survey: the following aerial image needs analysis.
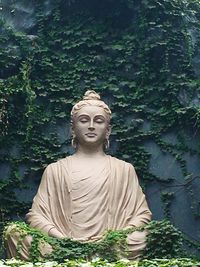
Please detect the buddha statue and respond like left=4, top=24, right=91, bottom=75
left=5, top=90, right=151, bottom=260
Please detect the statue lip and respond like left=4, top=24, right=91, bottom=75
left=85, top=133, right=97, bottom=137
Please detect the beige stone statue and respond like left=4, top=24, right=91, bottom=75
left=5, top=90, right=151, bottom=260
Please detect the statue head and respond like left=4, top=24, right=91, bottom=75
left=71, top=90, right=111, bottom=149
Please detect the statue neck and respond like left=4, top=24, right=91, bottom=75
left=74, top=144, right=106, bottom=158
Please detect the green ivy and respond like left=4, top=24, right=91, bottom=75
left=1, top=0, right=200, bottom=257
left=3, top=220, right=187, bottom=262
left=0, top=257, right=200, bottom=267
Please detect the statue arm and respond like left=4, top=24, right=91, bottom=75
left=26, top=164, right=64, bottom=237
left=126, top=164, right=152, bottom=228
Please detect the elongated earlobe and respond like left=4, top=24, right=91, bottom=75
left=71, top=137, right=77, bottom=149
left=70, top=124, right=77, bottom=149
left=104, top=138, right=110, bottom=149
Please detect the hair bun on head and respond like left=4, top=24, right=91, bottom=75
left=71, top=89, right=111, bottom=121
left=83, top=90, right=101, bottom=101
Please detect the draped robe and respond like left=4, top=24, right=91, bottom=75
left=5, top=155, right=151, bottom=260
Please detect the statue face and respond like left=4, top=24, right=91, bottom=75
left=72, top=105, right=110, bottom=147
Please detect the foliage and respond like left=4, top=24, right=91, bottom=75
left=0, top=258, right=200, bottom=267
left=3, top=220, right=186, bottom=262
left=48, top=228, right=132, bottom=262
left=1, top=0, right=200, bottom=257
left=3, top=222, right=134, bottom=262
left=143, top=220, right=184, bottom=259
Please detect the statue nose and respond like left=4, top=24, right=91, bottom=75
left=88, top=121, right=95, bottom=130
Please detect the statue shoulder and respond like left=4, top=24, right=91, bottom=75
left=108, top=155, right=135, bottom=170
left=43, top=156, right=71, bottom=173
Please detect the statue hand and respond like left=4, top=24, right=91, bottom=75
left=90, top=235, right=102, bottom=241
left=48, top=227, right=64, bottom=238
left=72, top=237, right=89, bottom=242
left=72, top=235, right=102, bottom=242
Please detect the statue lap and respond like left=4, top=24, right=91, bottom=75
left=4, top=223, right=52, bottom=261
left=4, top=223, right=147, bottom=261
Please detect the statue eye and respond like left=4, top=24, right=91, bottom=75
left=80, top=118, right=88, bottom=123
left=95, top=118, right=104, bottom=123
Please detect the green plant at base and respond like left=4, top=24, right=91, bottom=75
left=143, top=220, right=184, bottom=259
left=1, top=257, right=200, bottom=267
left=3, top=220, right=186, bottom=263
left=3, top=222, right=134, bottom=263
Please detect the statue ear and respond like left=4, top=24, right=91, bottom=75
left=107, top=124, right=112, bottom=138
left=70, top=122, right=75, bottom=137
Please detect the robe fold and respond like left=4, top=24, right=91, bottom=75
left=5, top=155, right=151, bottom=260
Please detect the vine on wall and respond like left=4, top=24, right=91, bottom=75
left=0, top=0, right=200, bottom=257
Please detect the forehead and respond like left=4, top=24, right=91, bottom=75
left=76, top=105, right=107, bottom=117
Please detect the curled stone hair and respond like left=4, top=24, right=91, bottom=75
left=71, top=90, right=112, bottom=122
